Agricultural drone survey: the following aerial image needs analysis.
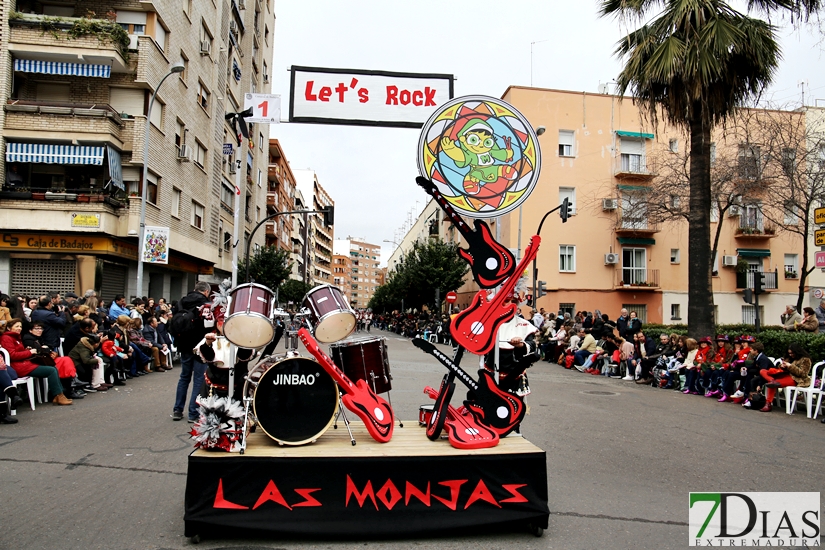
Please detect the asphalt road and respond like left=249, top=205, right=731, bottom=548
left=2, top=330, right=824, bottom=550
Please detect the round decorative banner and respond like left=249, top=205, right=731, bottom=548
left=417, top=95, right=541, bottom=219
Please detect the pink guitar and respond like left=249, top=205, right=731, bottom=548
left=451, top=236, right=541, bottom=355
left=298, top=328, right=394, bottom=443
left=423, top=386, right=499, bottom=449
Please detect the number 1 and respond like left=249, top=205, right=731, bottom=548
left=258, top=101, right=268, bottom=117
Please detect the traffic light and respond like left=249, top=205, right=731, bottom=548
left=537, top=281, right=547, bottom=298
left=323, top=205, right=335, bottom=227
left=560, top=198, right=570, bottom=223
left=743, top=288, right=753, bottom=304
left=754, top=272, right=765, bottom=295
left=525, top=294, right=533, bottom=306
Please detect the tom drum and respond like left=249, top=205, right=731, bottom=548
left=329, top=336, right=392, bottom=394
left=224, top=283, right=275, bottom=348
left=302, top=285, right=356, bottom=343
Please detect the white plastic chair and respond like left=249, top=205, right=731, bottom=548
left=58, top=338, right=65, bottom=357
left=0, top=348, right=36, bottom=412
left=786, top=361, right=825, bottom=418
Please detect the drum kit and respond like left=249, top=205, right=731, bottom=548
left=217, top=282, right=398, bottom=451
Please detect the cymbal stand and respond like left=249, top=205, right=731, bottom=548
left=332, top=393, right=356, bottom=446
left=239, top=393, right=253, bottom=455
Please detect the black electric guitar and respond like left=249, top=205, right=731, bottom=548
left=416, top=176, right=515, bottom=288
left=413, top=338, right=525, bottom=436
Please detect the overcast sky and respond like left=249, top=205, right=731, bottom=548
left=268, top=0, right=825, bottom=265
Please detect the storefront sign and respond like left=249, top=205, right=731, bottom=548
left=141, top=226, right=170, bottom=265
left=816, top=228, right=825, bottom=246
left=289, top=66, right=453, bottom=128
left=70, top=213, right=101, bottom=228
left=815, top=207, right=825, bottom=225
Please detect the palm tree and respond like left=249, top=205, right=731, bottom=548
left=600, top=0, right=786, bottom=337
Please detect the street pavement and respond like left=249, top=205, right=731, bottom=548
left=2, top=330, right=824, bottom=549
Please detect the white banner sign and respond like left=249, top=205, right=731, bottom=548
left=141, top=226, right=169, bottom=265
left=243, top=93, right=281, bottom=124
left=289, top=66, right=454, bottom=128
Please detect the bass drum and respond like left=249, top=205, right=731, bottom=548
left=246, top=357, right=339, bottom=445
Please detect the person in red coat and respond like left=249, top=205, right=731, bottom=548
left=0, top=319, right=72, bottom=405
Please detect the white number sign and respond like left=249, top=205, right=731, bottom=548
left=243, top=93, right=281, bottom=124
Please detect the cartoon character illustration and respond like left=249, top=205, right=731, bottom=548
left=417, top=96, right=541, bottom=219
left=440, top=117, right=519, bottom=201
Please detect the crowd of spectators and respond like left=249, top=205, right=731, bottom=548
left=0, top=290, right=176, bottom=424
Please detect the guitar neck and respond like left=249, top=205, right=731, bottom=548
left=297, top=328, right=351, bottom=392
left=423, top=341, right=478, bottom=392
left=416, top=177, right=472, bottom=236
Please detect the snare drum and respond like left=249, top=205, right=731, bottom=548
left=302, top=285, right=356, bottom=343
left=329, top=336, right=392, bottom=394
left=419, top=404, right=434, bottom=427
left=224, top=283, right=275, bottom=348
left=245, top=356, right=338, bottom=445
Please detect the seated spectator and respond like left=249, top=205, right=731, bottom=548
left=639, top=333, right=673, bottom=384
left=63, top=317, right=97, bottom=358
left=793, top=307, right=819, bottom=333
left=675, top=338, right=700, bottom=393
left=142, top=316, right=171, bottom=371
left=30, top=297, right=66, bottom=351
left=757, top=343, right=812, bottom=412
left=127, top=317, right=166, bottom=372
left=725, top=341, right=771, bottom=404
left=100, top=329, right=127, bottom=386
left=68, top=334, right=110, bottom=391
left=0, top=351, right=23, bottom=423
left=116, top=316, right=151, bottom=376
left=0, top=319, right=73, bottom=405
left=22, top=322, right=81, bottom=398
left=781, top=305, right=802, bottom=331
left=573, top=328, right=598, bottom=370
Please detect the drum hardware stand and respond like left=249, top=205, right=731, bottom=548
left=239, top=393, right=254, bottom=455
left=332, top=394, right=357, bottom=446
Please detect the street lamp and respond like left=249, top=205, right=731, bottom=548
left=135, top=61, right=185, bottom=298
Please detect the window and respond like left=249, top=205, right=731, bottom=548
left=183, top=0, right=192, bottom=17
left=621, top=248, right=647, bottom=285
left=781, top=148, right=796, bottom=174
left=146, top=173, right=159, bottom=205
left=149, top=99, right=163, bottom=129
left=740, top=203, right=763, bottom=231
left=670, top=249, right=680, bottom=264
left=223, top=230, right=232, bottom=252
left=257, top=168, right=263, bottom=187
left=559, top=245, right=575, bottom=272
left=620, top=192, right=648, bottom=229
left=109, top=87, right=144, bottom=117
left=670, top=304, right=681, bottom=320
left=784, top=254, right=798, bottom=278
left=256, top=206, right=261, bottom=223
left=175, top=120, right=185, bottom=150
left=36, top=82, right=70, bottom=102
left=201, top=22, right=213, bottom=53
left=197, top=81, right=210, bottom=110
left=710, top=201, right=719, bottom=223
left=179, top=51, right=189, bottom=83
left=191, top=201, right=204, bottom=230
left=670, top=195, right=681, bottom=209
left=712, top=251, right=719, bottom=276
left=742, top=305, right=764, bottom=324
left=172, top=188, right=181, bottom=217
left=221, top=183, right=234, bottom=210
left=559, top=303, right=575, bottom=317
left=669, top=138, right=678, bottom=153
left=784, top=201, right=798, bottom=225
left=117, top=11, right=147, bottom=35
left=738, top=144, right=760, bottom=179
left=190, top=141, right=207, bottom=169
left=619, top=137, right=645, bottom=172
left=263, top=61, right=269, bottom=83
left=259, top=133, right=264, bottom=151
left=154, top=22, right=168, bottom=52
left=558, top=130, right=575, bottom=157
left=559, top=187, right=576, bottom=215
left=623, top=304, right=647, bottom=323
left=710, top=142, right=717, bottom=165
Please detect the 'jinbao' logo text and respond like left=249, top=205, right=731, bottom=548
left=689, top=492, right=820, bottom=546
left=272, top=373, right=316, bottom=386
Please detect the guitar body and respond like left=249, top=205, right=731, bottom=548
left=415, top=176, right=515, bottom=288
left=464, top=369, right=525, bottom=437
left=297, top=328, right=394, bottom=443
left=424, top=386, right=499, bottom=449
left=425, top=374, right=454, bottom=441
left=451, top=235, right=541, bottom=356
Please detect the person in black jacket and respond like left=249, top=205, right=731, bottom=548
left=171, top=281, right=212, bottom=422
left=30, top=298, right=66, bottom=351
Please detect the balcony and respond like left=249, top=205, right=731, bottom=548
left=614, top=217, right=660, bottom=236
left=614, top=154, right=655, bottom=180
left=9, top=14, right=130, bottom=72
left=615, top=268, right=660, bottom=290
left=5, top=100, right=124, bottom=149
left=734, top=223, right=776, bottom=240
left=736, top=270, right=779, bottom=290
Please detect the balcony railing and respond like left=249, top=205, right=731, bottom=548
left=735, top=270, right=779, bottom=290
left=615, top=217, right=660, bottom=234
left=615, top=268, right=660, bottom=289
left=734, top=223, right=776, bottom=239
left=614, top=154, right=655, bottom=179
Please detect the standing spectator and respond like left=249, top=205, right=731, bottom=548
left=171, top=281, right=213, bottom=422
left=108, top=294, right=130, bottom=322
left=815, top=300, right=825, bottom=333
left=30, top=298, right=66, bottom=351
left=0, top=294, right=12, bottom=332
left=627, top=311, right=642, bottom=337
left=616, top=308, right=630, bottom=339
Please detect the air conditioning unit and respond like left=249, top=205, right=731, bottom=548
left=723, top=255, right=738, bottom=267
left=200, top=40, right=211, bottom=55
left=128, top=34, right=139, bottom=50
left=228, top=162, right=237, bottom=175
left=238, top=0, right=246, bottom=9
left=177, top=144, right=191, bottom=162
left=604, top=253, right=619, bottom=265
left=229, top=21, right=237, bottom=34
left=728, top=205, right=740, bottom=216
left=602, top=198, right=618, bottom=210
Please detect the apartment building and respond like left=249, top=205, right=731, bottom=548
left=332, top=252, right=351, bottom=304
left=264, top=139, right=296, bottom=253
left=290, top=186, right=307, bottom=281
left=495, top=86, right=810, bottom=325
left=0, top=0, right=274, bottom=301
left=334, top=237, right=381, bottom=309
left=294, top=169, right=334, bottom=287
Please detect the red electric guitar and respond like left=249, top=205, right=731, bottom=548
left=298, top=328, right=394, bottom=443
left=413, top=339, right=525, bottom=436
left=423, top=386, right=499, bottom=449
left=451, top=235, right=541, bottom=355
left=416, top=176, right=516, bottom=288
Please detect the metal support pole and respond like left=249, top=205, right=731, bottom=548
left=231, top=149, right=244, bottom=287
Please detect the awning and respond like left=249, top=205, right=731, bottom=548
left=737, top=248, right=771, bottom=258
left=618, top=184, right=650, bottom=191
left=13, top=59, right=111, bottom=78
left=5, top=142, right=104, bottom=165
left=618, top=238, right=656, bottom=245
left=106, top=145, right=124, bottom=191
left=617, top=130, right=655, bottom=139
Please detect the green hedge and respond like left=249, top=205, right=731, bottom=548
left=638, top=324, right=825, bottom=360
